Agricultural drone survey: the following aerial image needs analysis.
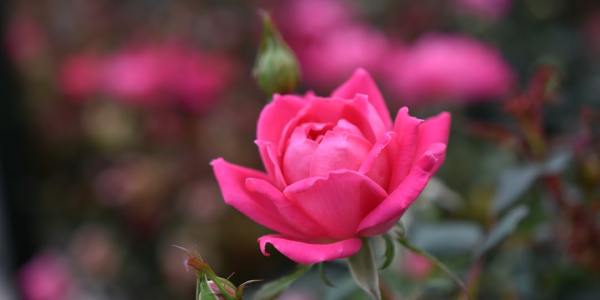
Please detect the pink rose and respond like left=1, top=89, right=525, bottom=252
left=300, top=25, right=389, bottom=88
left=211, top=69, right=450, bottom=264
left=276, top=0, right=391, bottom=89
left=19, top=251, right=73, bottom=300
left=59, top=53, right=104, bottom=100
left=385, top=34, right=514, bottom=104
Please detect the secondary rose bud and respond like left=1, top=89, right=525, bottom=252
left=207, top=278, right=237, bottom=300
left=253, top=11, right=300, bottom=95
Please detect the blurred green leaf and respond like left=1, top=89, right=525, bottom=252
left=476, top=205, right=529, bottom=258
left=319, top=263, right=335, bottom=287
left=379, top=234, right=395, bottom=270
left=397, top=232, right=470, bottom=300
left=542, top=149, right=572, bottom=174
left=410, top=222, right=483, bottom=256
left=492, top=165, right=542, bottom=215
left=253, top=264, right=312, bottom=300
left=348, top=238, right=381, bottom=300
left=420, top=177, right=464, bottom=212
left=493, top=150, right=572, bottom=215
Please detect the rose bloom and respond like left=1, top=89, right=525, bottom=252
left=300, top=25, right=389, bottom=88
left=385, top=34, right=514, bottom=104
left=212, top=69, right=450, bottom=264
left=18, top=252, right=73, bottom=300
left=59, top=53, right=104, bottom=100
left=276, top=0, right=389, bottom=89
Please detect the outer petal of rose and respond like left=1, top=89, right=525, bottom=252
left=258, top=234, right=362, bottom=264
left=255, top=140, right=287, bottom=189
left=211, top=158, right=302, bottom=237
left=388, top=107, right=422, bottom=190
left=257, top=94, right=306, bottom=146
left=358, top=131, right=394, bottom=187
left=414, top=112, right=451, bottom=173
left=357, top=143, right=447, bottom=236
left=245, top=178, right=328, bottom=239
left=331, top=68, right=393, bottom=129
left=284, top=170, right=387, bottom=240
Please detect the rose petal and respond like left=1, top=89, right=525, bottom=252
left=255, top=140, right=287, bottom=189
left=245, top=178, right=327, bottom=239
left=388, top=107, right=423, bottom=190
left=284, top=170, right=387, bottom=239
left=279, top=94, right=384, bottom=149
left=283, top=124, right=324, bottom=183
left=309, top=128, right=371, bottom=177
left=331, top=68, right=393, bottom=129
left=359, top=131, right=394, bottom=187
left=357, top=143, right=447, bottom=236
left=414, top=112, right=451, bottom=171
left=211, top=158, right=301, bottom=237
left=257, top=94, right=306, bottom=146
left=258, top=234, right=362, bottom=264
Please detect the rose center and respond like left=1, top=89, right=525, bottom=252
left=282, top=119, right=372, bottom=183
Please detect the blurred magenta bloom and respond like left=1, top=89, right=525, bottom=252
left=454, top=0, right=512, bottom=20
left=59, top=53, right=104, bottom=101
left=212, top=69, right=450, bottom=264
left=276, top=0, right=354, bottom=40
left=19, top=252, right=73, bottom=300
left=301, top=25, right=389, bottom=87
left=59, top=43, right=234, bottom=112
left=276, top=0, right=390, bottom=88
left=385, top=34, right=514, bottom=104
left=402, top=251, right=433, bottom=279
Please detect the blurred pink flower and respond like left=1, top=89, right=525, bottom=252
left=276, top=0, right=354, bottom=41
left=59, top=53, right=104, bottom=100
left=300, top=25, right=389, bottom=87
left=69, top=225, right=120, bottom=278
left=19, top=251, right=73, bottom=300
left=454, top=0, right=512, bottom=20
left=385, top=34, right=514, bottom=104
left=102, top=47, right=166, bottom=105
left=59, top=43, right=234, bottom=112
left=276, top=0, right=390, bottom=88
left=403, top=251, right=433, bottom=279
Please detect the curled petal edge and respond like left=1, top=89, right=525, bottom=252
left=258, top=234, right=362, bottom=264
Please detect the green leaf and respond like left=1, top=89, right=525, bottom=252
left=396, top=233, right=470, bottom=300
left=319, top=263, right=335, bottom=287
left=347, top=238, right=381, bottom=300
left=379, top=234, right=395, bottom=270
left=253, top=264, right=312, bottom=300
left=410, top=222, right=483, bottom=256
left=476, top=205, right=529, bottom=258
left=492, top=165, right=541, bottom=215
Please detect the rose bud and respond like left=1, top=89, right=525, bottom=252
left=253, top=11, right=300, bottom=95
